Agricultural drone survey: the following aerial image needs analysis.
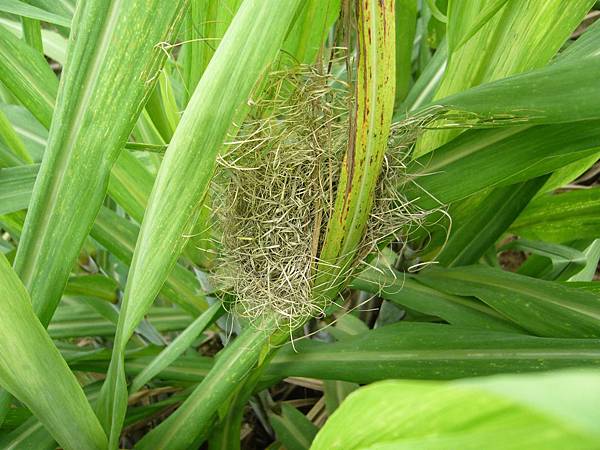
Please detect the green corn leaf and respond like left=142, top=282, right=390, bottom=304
left=49, top=305, right=193, bottom=339
left=208, top=385, right=252, bottom=450
left=436, top=177, right=547, bottom=267
left=503, top=238, right=587, bottom=281
left=0, top=170, right=209, bottom=313
left=138, top=324, right=277, bottom=449
left=541, top=152, right=600, bottom=194
left=180, top=0, right=244, bottom=106
left=0, top=103, right=47, bottom=161
left=92, top=207, right=207, bottom=314
left=108, top=150, right=155, bottom=224
left=416, top=0, right=593, bottom=155
left=351, top=266, right=522, bottom=332
left=0, top=0, right=71, bottom=27
left=511, top=187, right=600, bottom=243
left=265, top=323, right=600, bottom=383
left=283, top=0, right=342, bottom=64
left=99, top=2, right=302, bottom=447
left=21, top=17, right=44, bottom=54
left=0, top=16, right=68, bottom=64
left=447, top=0, right=510, bottom=51
left=179, top=0, right=217, bottom=106
left=406, top=122, right=600, bottom=210
left=398, top=37, right=447, bottom=113
left=0, top=252, right=107, bottom=450
left=311, top=371, right=600, bottom=450
left=0, top=416, right=56, bottom=450
left=0, top=24, right=57, bottom=127
left=514, top=238, right=599, bottom=283
left=22, top=0, right=73, bottom=38
left=0, top=140, right=21, bottom=167
left=556, top=15, right=600, bottom=62
left=270, top=404, right=318, bottom=450
left=0, top=164, right=38, bottom=214
left=71, top=322, right=600, bottom=386
left=24, top=0, right=74, bottom=16
left=323, top=380, right=358, bottom=415
left=64, top=274, right=119, bottom=302
left=569, top=240, right=600, bottom=282
left=0, top=106, right=33, bottom=164
left=13, top=0, right=189, bottom=327
left=432, top=52, right=600, bottom=125
left=129, top=302, right=222, bottom=394
left=394, top=0, right=417, bottom=105
left=417, top=265, right=600, bottom=338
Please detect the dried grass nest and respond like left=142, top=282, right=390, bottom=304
left=209, top=64, right=435, bottom=329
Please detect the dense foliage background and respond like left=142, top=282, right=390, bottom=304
left=1, top=0, right=600, bottom=449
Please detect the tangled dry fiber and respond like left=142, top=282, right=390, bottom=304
left=211, top=64, right=433, bottom=329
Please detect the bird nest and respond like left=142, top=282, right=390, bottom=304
left=210, top=64, right=435, bottom=329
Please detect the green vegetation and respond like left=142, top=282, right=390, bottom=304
left=0, top=0, right=599, bottom=449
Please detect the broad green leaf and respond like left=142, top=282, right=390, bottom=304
left=323, top=380, right=358, bottom=415
left=180, top=0, right=244, bottom=106
left=504, top=238, right=587, bottom=281
left=129, top=302, right=222, bottom=394
left=0, top=253, right=107, bottom=450
left=101, top=2, right=303, bottom=448
left=395, top=0, right=417, bottom=105
left=406, top=121, right=600, bottom=210
left=0, top=140, right=21, bottom=167
left=180, top=0, right=218, bottom=106
left=108, top=150, right=155, bottom=224
left=0, top=25, right=57, bottom=127
left=64, top=274, right=118, bottom=302
left=515, top=239, right=600, bottom=283
left=416, top=0, right=593, bottom=155
left=0, top=383, right=185, bottom=450
left=398, top=37, right=447, bottom=113
left=351, top=267, right=521, bottom=332
left=433, top=53, right=600, bottom=125
left=541, top=152, right=600, bottom=193
left=270, top=404, right=318, bottom=450
left=283, top=0, right=342, bottom=64
left=0, top=0, right=71, bottom=27
left=447, top=0, right=509, bottom=51
left=72, top=323, right=600, bottom=386
left=137, top=324, right=277, bottom=449
left=436, top=177, right=546, bottom=267
left=0, top=416, right=56, bottom=450
left=0, top=16, right=68, bottom=64
left=417, top=265, right=600, bottom=338
left=511, top=187, right=600, bottom=243
left=569, top=240, right=600, bottom=282
left=311, top=371, right=600, bottom=449
left=49, top=305, right=193, bottom=339
left=0, top=164, right=37, bottom=214
left=14, top=0, right=188, bottom=327
left=0, top=103, right=47, bottom=161
left=0, top=171, right=208, bottom=313
left=21, top=17, right=43, bottom=54
left=265, top=323, right=600, bottom=383
left=92, top=207, right=207, bottom=314
left=0, top=107, right=33, bottom=164
left=23, top=0, right=73, bottom=24
left=555, top=15, right=600, bottom=62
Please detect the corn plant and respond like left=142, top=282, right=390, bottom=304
left=1, top=0, right=600, bottom=449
